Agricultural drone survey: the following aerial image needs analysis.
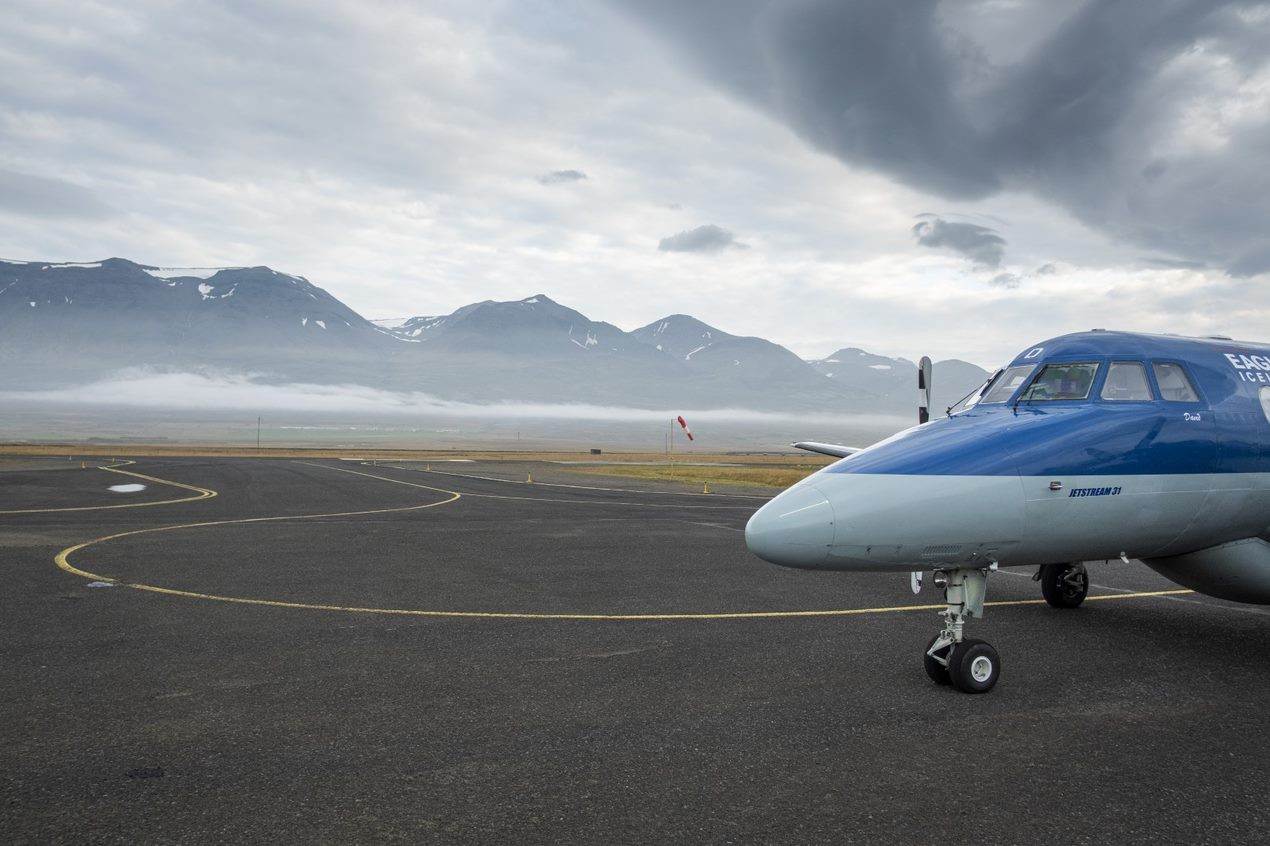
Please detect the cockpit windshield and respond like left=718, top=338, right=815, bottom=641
left=1018, top=362, right=1099, bottom=402
left=978, top=365, right=1036, bottom=404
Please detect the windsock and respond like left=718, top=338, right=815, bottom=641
left=677, top=415, right=694, bottom=441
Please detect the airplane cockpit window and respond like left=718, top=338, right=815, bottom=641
left=1260, top=386, right=1270, bottom=422
left=979, top=365, right=1036, bottom=404
left=1018, top=362, right=1099, bottom=402
left=1100, top=362, right=1153, bottom=401
left=1152, top=362, right=1200, bottom=402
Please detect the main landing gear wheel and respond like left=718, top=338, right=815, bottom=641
left=1039, top=562, right=1088, bottom=608
left=923, top=566, right=1002, bottom=693
left=947, top=638, right=1000, bottom=694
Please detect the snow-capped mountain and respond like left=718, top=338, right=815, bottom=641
left=807, top=347, right=990, bottom=413
left=0, top=258, right=389, bottom=388
left=380, top=295, right=656, bottom=357
left=632, top=314, right=880, bottom=404
left=0, top=258, right=989, bottom=411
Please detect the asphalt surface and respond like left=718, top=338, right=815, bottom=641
left=2, top=457, right=1268, bottom=844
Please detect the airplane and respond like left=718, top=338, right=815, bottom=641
left=745, top=330, right=1270, bottom=693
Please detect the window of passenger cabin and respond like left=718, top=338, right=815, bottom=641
left=1260, top=386, right=1270, bottom=422
left=979, top=365, right=1036, bottom=404
left=1100, top=362, right=1153, bottom=401
left=1019, top=362, right=1099, bottom=402
left=1152, top=362, right=1199, bottom=402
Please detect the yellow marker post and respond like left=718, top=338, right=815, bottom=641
left=527, top=472, right=534, bottom=484
left=702, top=482, right=710, bottom=494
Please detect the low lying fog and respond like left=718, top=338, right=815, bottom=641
left=0, top=369, right=912, bottom=429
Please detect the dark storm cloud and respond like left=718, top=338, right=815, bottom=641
left=537, top=169, right=587, bottom=185
left=0, top=170, right=113, bottom=220
left=658, top=224, right=745, bottom=253
left=912, top=214, right=1005, bottom=267
left=615, top=0, right=1270, bottom=275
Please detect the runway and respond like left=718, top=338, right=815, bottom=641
left=3, top=457, right=1268, bottom=842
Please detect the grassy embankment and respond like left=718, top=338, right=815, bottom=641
left=571, top=463, right=823, bottom=489
left=0, top=442, right=832, bottom=472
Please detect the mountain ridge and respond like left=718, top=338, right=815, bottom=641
left=0, top=258, right=990, bottom=412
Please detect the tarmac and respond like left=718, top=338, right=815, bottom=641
left=2, top=457, right=1268, bottom=843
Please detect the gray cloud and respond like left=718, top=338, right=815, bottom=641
left=616, top=1, right=1270, bottom=275
left=537, top=169, right=587, bottom=185
left=0, top=169, right=113, bottom=220
left=989, top=272, right=1021, bottom=289
left=658, top=224, right=745, bottom=253
left=912, top=214, right=1005, bottom=267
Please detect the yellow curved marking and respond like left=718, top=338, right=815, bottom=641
left=53, top=460, right=1196, bottom=620
left=0, top=461, right=217, bottom=514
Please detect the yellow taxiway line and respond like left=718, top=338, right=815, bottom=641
left=0, top=461, right=217, bottom=515
left=49, top=460, right=1199, bottom=621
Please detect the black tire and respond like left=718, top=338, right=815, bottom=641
left=1040, top=563, right=1089, bottom=608
left=947, top=638, right=1000, bottom=694
left=923, top=634, right=951, bottom=685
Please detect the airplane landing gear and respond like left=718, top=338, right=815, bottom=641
left=923, top=566, right=1001, bottom=693
left=1037, top=562, right=1088, bottom=608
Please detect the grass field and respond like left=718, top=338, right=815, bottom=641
left=571, top=463, right=823, bottom=489
left=0, top=442, right=835, bottom=468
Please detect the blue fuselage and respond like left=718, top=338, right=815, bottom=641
left=745, top=331, right=1270, bottom=582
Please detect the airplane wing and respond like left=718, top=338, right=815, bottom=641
left=792, top=441, right=861, bottom=458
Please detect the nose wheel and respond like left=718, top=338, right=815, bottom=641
left=923, top=567, right=1001, bottom=693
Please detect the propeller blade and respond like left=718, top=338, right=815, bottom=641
left=918, top=356, right=933, bottom=424
left=910, top=571, right=924, bottom=594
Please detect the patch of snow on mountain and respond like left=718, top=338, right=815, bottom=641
left=195, top=283, right=237, bottom=301
left=372, top=326, right=421, bottom=343
left=568, top=328, right=600, bottom=350
left=868, top=364, right=892, bottom=370
left=685, top=344, right=708, bottom=359
left=315, top=320, right=327, bottom=330
left=372, top=317, right=411, bottom=330
left=29, top=301, right=36, bottom=307
left=143, top=267, right=230, bottom=280
left=301, top=318, right=309, bottom=327
left=523, top=297, right=540, bottom=304
left=42, top=262, right=103, bottom=270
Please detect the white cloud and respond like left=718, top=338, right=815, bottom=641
left=0, top=0, right=1266, bottom=369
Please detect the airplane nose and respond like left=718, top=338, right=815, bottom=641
left=745, top=483, right=834, bottom=569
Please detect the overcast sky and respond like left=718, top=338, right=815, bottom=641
left=1, top=0, right=1268, bottom=366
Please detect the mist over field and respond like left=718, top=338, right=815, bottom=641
left=0, top=369, right=913, bottom=451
